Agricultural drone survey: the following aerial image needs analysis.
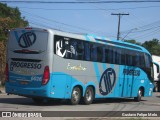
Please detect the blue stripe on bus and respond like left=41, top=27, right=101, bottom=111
left=85, top=35, right=91, bottom=42
left=102, top=63, right=107, bottom=70
left=89, top=34, right=101, bottom=43
left=14, top=31, right=19, bottom=42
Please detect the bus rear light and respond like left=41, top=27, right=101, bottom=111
left=42, top=66, right=50, bottom=85
left=6, top=63, right=9, bottom=82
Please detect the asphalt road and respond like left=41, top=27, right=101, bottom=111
left=0, top=92, right=160, bottom=119
left=0, top=92, right=160, bottom=111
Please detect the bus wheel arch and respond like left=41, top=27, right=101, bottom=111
left=83, top=85, right=95, bottom=105
left=134, top=87, right=144, bottom=102
left=70, top=85, right=83, bottom=105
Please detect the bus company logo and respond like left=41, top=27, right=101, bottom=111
left=18, top=32, right=36, bottom=48
left=99, top=68, right=116, bottom=96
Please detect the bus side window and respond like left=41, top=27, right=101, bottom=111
left=91, top=44, right=97, bottom=62
left=121, top=49, right=125, bottom=65
left=126, top=50, right=133, bottom=66
left=126, top=52, right=129, bottom=66
left=76, top=41, right=84, bottom=60
left=97, top=45, right=103, bottom=62
left=84, top=42, right=91, bottom=61
left=112, top=48, right=116, bottom=64
left=116, top=48, right=121, bottom=64
left=135, top=52, right=139, bottom=66
left=131, top=52, right=136, bottom=66
left=105, top=47, right=109, bottom=63
left=109, top=47, right=113, bottom=64
left=69, top=40, right=77, bottom=59
left=139, top=53, right=145, bottom=68
left=102, top=47, right=106, bottom=63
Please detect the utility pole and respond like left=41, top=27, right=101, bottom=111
left=111, top=13, right=129, bottom=40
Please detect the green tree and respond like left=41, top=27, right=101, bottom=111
left=124, top=39, right=160, bottom=55
left=142, top=39, right=160, bottom=56
left=0, top=3, right=28, bottom=41
left=0, top=3, right=28, bottom=86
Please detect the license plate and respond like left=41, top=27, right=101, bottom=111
left=20, top=81, right=29, bottom=85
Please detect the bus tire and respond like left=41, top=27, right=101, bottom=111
left=83, top=86, right=94, bottom=105
left=70, top=86, right=81, bottom=105
left=134, top=88, right=143, bottom=102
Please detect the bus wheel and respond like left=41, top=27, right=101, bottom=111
left=134, top=88, right=143, bottom=102
left=83, top=87, right=94, bottom=105
left=70, top=86, right=81, bottom=105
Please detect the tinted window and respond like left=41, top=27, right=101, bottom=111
left=102, top=47, right=106, bottom=63
left=109, top=47, right=113, bottom=63
left=97, top=45, right=103, bottom=62
left=121, top=49, right=125, bottom=65
left=126, top=50, right=133, bottom=66
left=84, top=42, right=91, bottom=61
left=91, top=44, right=97, bottom=62
left=116, top=48, right=122, bottom=64
left=54, top=35, right=147, bottom=69
left=145, top=53, right=151, bottom=68
left=76, top=41, right=84, bottom=60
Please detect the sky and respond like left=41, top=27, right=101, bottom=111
left=1, top=0, right=160, bottom=43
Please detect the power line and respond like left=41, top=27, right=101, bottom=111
left=122, top=25, right=160, bottom=40
left=131, top=28, right=160, bottom=40
left=131, top=26, right=160, bottom=33
left=14, top=5, right=160, bottom=11
left=1, top=0, right=160, bottom=4
left=22, top=10, right=114, bottom=36
left=22, top=10, right=94, bottom=32
left=121, top=20, right=160, bottom=33
left=121, top=21, right=160, bottom=40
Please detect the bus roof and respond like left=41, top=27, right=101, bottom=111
left=11, top=27, right=151, bottom=55
left=86, top=34, right=150, bottom=55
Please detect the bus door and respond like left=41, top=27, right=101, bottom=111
left=122, top=67, right=134, bottom=97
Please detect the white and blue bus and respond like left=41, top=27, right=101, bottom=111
left=6, top=27, right=154, bottom=105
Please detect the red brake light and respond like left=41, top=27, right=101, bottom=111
left=42, top=66, right=50, bottom=85
left=6, top=63, right=9, bottom=82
